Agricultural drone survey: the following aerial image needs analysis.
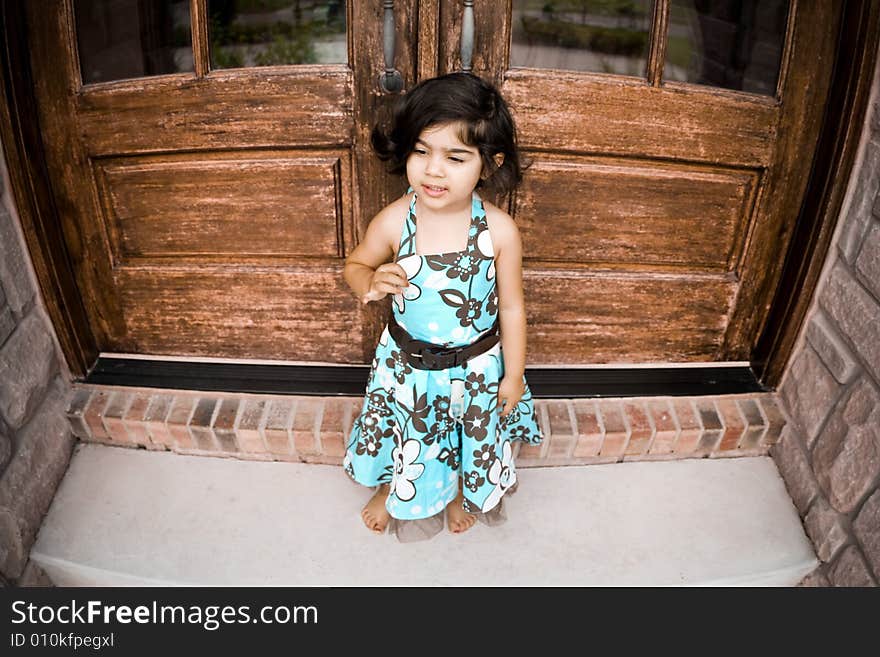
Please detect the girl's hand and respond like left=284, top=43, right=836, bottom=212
left=497, top=375, right=525, bottom=417
left=361, top=263, right=409, bottom=304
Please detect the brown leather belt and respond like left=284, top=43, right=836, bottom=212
left=387, top=313, right=500, bottom=370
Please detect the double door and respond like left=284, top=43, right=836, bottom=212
left=25, top=1, right=840, bottom=366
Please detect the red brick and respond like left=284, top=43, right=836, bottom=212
left=292, top=397, right=322, bottom=456
left=144, top=395, right=174, bottom=450
left=264, top=399, right=295, bottom=457
left=716, top=398, right=746, bottom=451
left=189, top=398, right=219, bottom=451
left=670, top=398, right=701, bottom=454
left=623, top=400, right=653, bottom=457
left=166, top=396, right=197, bottom=450
left=548, top=434, right=575, bottom=460
left=534, top=401, right=551, bottom=443
left=546, top=401, right=575, bottom=436
left=647, top=399, right=677, bottom=454
left=320, top=398, right=350, bottom=458
left=123, top=394, right=153, bottom=448
left=572, top=400, right=602, bottom=457
left=237, top=399, right=268, bottom=454
left=737, top=398, right=766, bottom=449
left=66, top=389, right=93, bottom=440
left=103, top=392, right=135, bottom=445
left=83, top=390, right=112, bottom=441
left=212, top=398, right=240, bottom=453
left=598, top=400, right=628, bottom=458
left=517, top=441, right=544, bottom=460
left=758, top=396, right=786, bottom=445
left=694, top=399, right=723, bottom=453
left=342, top=397, right=360, bottom=438
left=342, top=397, right=364, bottom=453
left=517, top=401, right=547, bottom=461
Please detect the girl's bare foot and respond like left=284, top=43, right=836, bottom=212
left=361, top=484, right=391, bottom=534
left=446, top=481, right=477, bottom=534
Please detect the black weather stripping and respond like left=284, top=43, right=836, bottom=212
left=84, top=357, right=766, bottom=398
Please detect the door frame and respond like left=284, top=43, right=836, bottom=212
left=1, top=0, right=877, bottom=387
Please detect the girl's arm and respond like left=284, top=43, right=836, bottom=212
left=344, top=200, right=409, bottom=303
left=492, top=210, right=526, bottom=380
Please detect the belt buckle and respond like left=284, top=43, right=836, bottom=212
left=421, top=349, right=440, bottom=369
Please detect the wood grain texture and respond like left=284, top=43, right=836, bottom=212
left=417, top=0, right=440, bottom=81
left=524, top=269, right=735, bottom=363
left=77, top=69, right=352, bottom=154
left=0, top=1, right=97, bottom=376
left=27, top=0, right=127, bottom=345
left=115, top=265, right=363, bottom=362
left=438, top=0, right=509, bottom=86
left=95, top=151, right=351, bottom=262
left=20, top=0, right=848, bottom=370
left=190, top=0, right=209, bottom=78
left=350, top=0, right=419, bottom=360
left=503, top=71, right=778, bottom=167
left=647, top=0, right=669, bottom=86
left=515, top=157, right=756, bottom=271
left=722, top=0, right=841, bottom=358
left=755, top=0, right=880, bottom=386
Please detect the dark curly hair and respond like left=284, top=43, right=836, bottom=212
left=371, top=72, right=524, bottom=197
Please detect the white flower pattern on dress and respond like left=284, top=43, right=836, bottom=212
left=481, top=440, right=516, bottom=512
left=390, top=436, right=425, bottom=502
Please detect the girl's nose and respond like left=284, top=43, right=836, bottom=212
left=424, top=155, right=443, bottom=177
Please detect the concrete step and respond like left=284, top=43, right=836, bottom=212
left=31, top=443, right=818, bottom=586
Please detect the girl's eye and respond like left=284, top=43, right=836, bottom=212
left=413, top=148, right=427, bottom=155
left=449, top=157, right=463, bottom=163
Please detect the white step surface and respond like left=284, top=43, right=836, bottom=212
left=31, top=443, right=818, bottom=586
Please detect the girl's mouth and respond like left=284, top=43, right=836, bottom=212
left=422, top=184, right=447, bottom=197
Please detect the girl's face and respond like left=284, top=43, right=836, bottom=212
left=405, top=122, right=484, bottom=214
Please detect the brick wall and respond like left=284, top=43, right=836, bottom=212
left=0, top=140, right=75, bottom=586
left=774, top=52, right=880, bottom=587
left=65, top=386, right=786, bottom=465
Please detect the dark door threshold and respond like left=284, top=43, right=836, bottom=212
left=82, top=357, right=768, bottom=398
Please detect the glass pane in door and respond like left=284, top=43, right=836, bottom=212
left=510, top=0, right=653, bottom=76
left=207, top=0, right=347, bottom=69
left=74, top=0, right=194, bottom=84
left=665, top=0, right=789, bottom=95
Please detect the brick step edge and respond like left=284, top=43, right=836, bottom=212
left=64, top=385, right=786, bottom=467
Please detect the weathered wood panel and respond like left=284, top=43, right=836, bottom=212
left=95, top=151, right=351, bottom=262
left=77, top=69, right=352, bottom=154
left=515, top=157, right=757, bottom=271
left=350, top=0, right=419, bottom=358
left=27, top=0, right=127, bottom=346
left=524, top=270, right=735, bottom=363
left=115, top=266, right=362, bottom=362
left=722, top=1, right=841, bottom=357
left=503, top=71, right=778, bottom=167
left=24, top=0, right=844, bottom=370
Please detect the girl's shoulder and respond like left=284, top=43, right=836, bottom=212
left=373, top=191, right=412, bottom=224
left=372, top=191, right=413, bottom=254
left=481, top=199, right=521, bottom=254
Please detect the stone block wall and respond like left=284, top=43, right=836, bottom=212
left=0, top=140, right=75, bottom=586
left=774, top=58, right=880, bottom=587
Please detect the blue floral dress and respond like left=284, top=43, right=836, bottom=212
left=344, top=189, right=543, bottom=539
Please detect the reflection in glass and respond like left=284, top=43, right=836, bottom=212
left=665, top=1, right=788, bottom=94
left=510, top=0, right=652, bottom=76
left=74, top=0, right=194, bottom=84
left=208, top=0, right=346, bottom=69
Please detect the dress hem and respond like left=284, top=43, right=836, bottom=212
left=344, top=468, right=519, bottom=543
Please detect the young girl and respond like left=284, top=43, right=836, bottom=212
left=342, top=72, right=543, bottom=541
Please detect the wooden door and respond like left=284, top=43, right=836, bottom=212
left=26, top=0, right=416, bottom=364
left=433, top=0, right=840, bottom=364
left=26, top=0, right=840, bottom=368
